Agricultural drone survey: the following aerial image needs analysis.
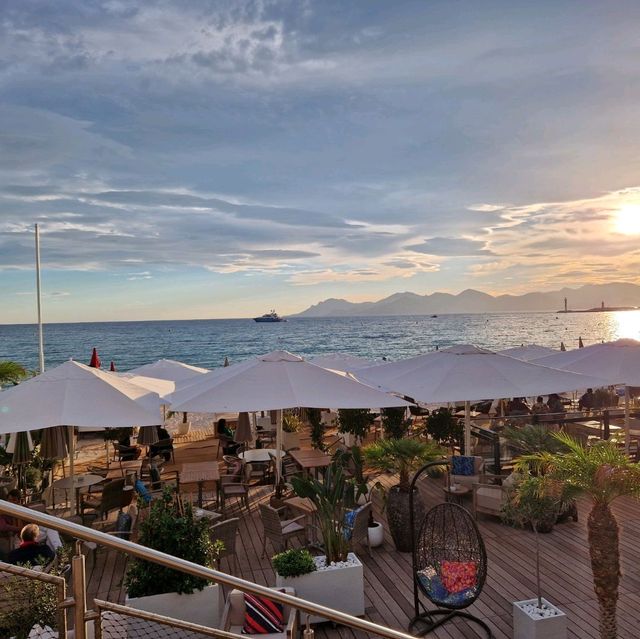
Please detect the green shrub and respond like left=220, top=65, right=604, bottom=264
left=272, top=548, right=317, bottom=578
left=282, top=412, right=303, bottom=433
left=380, top=407, right=411, bottom=439
left=308, top=408, right=325, bottom=450
left=125, top=488, right=223, bottom=597
left=424, top=408, right=463, bottom=450
left=337, top=409, right=374, bottom=441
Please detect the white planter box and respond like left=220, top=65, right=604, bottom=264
left=275, top=553, right=364, bottom=623
left=513, top=598, right=567, bottom=639
left=126, top=583, right=223, bottom=629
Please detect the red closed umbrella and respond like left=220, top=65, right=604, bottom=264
left=89, top=348, right=101, bottom=368
left=110, top=361, right=116, bottom=372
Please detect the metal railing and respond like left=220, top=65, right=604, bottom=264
left=0, top=560, right=67, bottom=636
left=0, top=501, right=417, bottom=639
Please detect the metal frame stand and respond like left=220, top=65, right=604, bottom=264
left=408, top=461, right=493, bottom=638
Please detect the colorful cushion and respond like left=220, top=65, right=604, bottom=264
left=440, top=560, right=478, bottom=594
left=242, top=593, right=284, bottom=634
left=343, top=506, right=363, bottom=540
left=134, top=479, right=152, bottom=504
left=417, top=567, right=448, bottom=601
left=451, top=456, right=475, bottom=477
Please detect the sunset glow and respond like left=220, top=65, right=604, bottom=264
left=615, top=206, right=640, bottom=235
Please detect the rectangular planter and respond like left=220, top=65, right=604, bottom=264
left=126, top=583, right=223, bottom=629
left=275, top=553, right=364, bottom=624
left=513, top=598, right=567, bottom=639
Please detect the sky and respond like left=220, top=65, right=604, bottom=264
left=2, top=0, right=640, bottom=323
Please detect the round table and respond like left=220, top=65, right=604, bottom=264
left=53, top=474, right=105, bottom=514
left=442, top=484, right=471, bottom=506
left=239, top=448, right=276, bottom=464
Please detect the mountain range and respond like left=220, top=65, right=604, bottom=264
left=293, top=283, right=640, bottom=317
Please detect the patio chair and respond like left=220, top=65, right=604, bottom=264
left=220, top=466, right=250, bottom=516
left=448, top=455, right=485, bottom=488
left=471, top=475, right=508, bottom=520
left=112, top=441, right=141, bottom=462
left=258, top=503, right=307, bottom=557
left=410, top=502, right=491, bottom=638
left=345, top=502, right=372, bottom=556
left=150, top=436, right=175, bottom=463
left=210, top=517, right=240, bottom=574
left=80, top=478, right=132, bottom=525
left=221, top=587, right=298, bottom=639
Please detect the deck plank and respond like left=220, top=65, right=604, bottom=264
left=83, top=432, right=640, bottom=638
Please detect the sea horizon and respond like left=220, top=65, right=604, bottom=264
left=2, top=310, right=639, bottom=373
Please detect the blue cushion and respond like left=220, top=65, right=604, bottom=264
left=134, top=479, right=152, bottom=504
left=417, top=571, right=448, bottom=601
left=343, top=506, right=363, bottom=540
left=451, top=456, right=475, bottom=476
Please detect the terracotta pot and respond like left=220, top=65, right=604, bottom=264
left=385, top=485, right=425, bottom=552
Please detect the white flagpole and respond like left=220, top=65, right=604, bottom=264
left=35, top=223, right=45, bottom=373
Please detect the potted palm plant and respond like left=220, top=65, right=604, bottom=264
left=363, top=438, right=444, bottom=552
left=275, top=461, right=365, bottom=622
left=517, top=433, right=640, bottom=639
left=124, top=488, right=224, bottom=628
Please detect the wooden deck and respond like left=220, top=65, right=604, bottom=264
left=84, top=435, right=640, bottom=639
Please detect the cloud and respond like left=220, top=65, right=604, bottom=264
left=406, top=237, right=494, bottom=257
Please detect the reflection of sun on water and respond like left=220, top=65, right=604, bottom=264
left=615, top=205, right=640, bottom=234
left=613, top=310, right=640, bottom=340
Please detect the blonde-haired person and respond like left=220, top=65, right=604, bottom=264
left=7, top=523, right=55, bottom=566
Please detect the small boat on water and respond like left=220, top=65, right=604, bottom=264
left=254, top=309, right=286, bottom=323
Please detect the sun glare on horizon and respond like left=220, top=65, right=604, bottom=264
left=615, top=205, right=640, bottom=235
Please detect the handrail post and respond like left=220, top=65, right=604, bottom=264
left=72, top=542, right=88, bottom=639
left=603, top=409, right=610, bottom=440
left=57, top=573, right=68, bottom=638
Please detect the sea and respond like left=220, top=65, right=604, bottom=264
left=2, top=310, right=640, bottom=372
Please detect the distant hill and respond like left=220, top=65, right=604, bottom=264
left=292, top=283, right=640, bottom=317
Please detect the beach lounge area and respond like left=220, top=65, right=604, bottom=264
left=2, top=345, right=640, bottom=639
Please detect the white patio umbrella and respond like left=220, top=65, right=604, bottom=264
left=115, top=373, right=176, bottom=401
left=127, top=358, right=209, bottom=382
left=169, top=350, right=411, bottom=479
left=0, top=360, right=162, bottom=512
left=534, top=338, right=640, bottom=451
left=498, top=344, right=558, bottom=362
left=308, top=353, right=377, bottom=373
left=356, top=344, right=609, bottom=452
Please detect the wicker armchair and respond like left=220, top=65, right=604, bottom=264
left=258, top=504, right=307, bottom=557
left=210, top=517, right=240, bottom=574
left=471, top=475, right=508, bottom=520
left=346, top=502, right=372, bottom=556
left=80, top=478, right=132, bottom=525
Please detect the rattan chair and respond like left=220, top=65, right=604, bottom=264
left=258, top=503, right=307, bottom=557
left=210, top=517, right=240, bottom=574
left=80, top=478, right=132, bottom=525
left=220, top=466, right=250, bottom=516
left=410, top=502, right=491, bottom=637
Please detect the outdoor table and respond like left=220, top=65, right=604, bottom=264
left=442, top=484, right=471, bottom=506
left=239, top=448, right=276, bottom=464
left=52, top=474, right=105, bottom=515
left=193, top=507, right=223, bottom=523
left=180, top=462, right=220, bottom=508
left=288, top=448, right=332, bottom=477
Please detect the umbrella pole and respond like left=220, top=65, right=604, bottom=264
left=68, top=426, right=76, bottom=516
left=464, top=401, right=472, bottom=455
left=625, top=386, right=631, bottom=455
left=275, top=410, right=283, bottom=489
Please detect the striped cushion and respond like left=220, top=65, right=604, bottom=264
left=242, top=593, right=284, bottom=634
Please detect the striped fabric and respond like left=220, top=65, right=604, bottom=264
left=242, top=593, right=284, bottom=634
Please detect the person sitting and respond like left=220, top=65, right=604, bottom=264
left=150, top=425, right=173, bottom=461
left=0, top=489, right=22, bottom=535
left=579, top=388, right=595, bottom=411
left=217, top=418, right=242, bottom=455
left=8, top=524, right=55, bottom=567
left=507, top=397, right=530, bottom=416
left=547, top=393, right=565, bottom=415
left=116, top=429, right=141, bottom=461
left=531, top=396, right=548, bottom=415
